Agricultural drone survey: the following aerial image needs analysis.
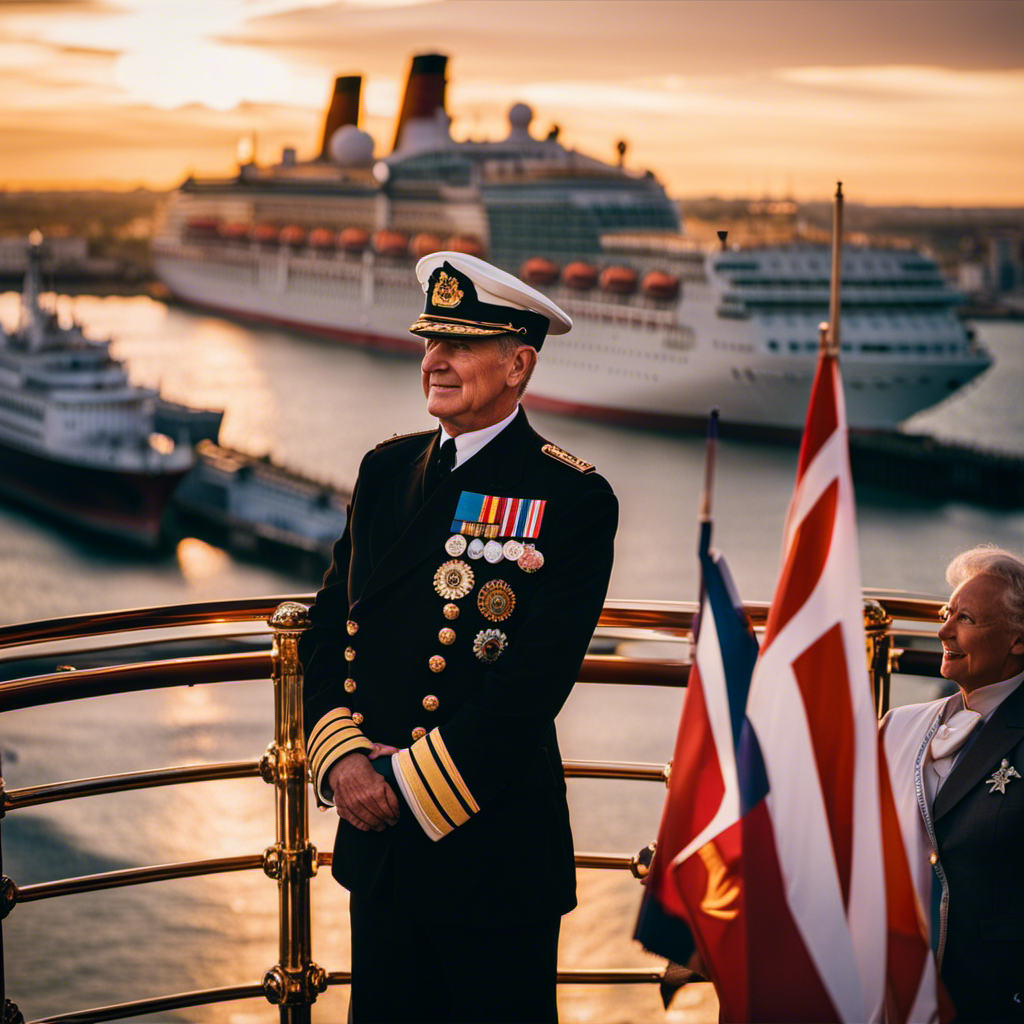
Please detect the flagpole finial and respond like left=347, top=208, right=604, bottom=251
left=819, top=321, right=837, bottom=356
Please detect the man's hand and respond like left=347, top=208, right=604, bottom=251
left=327, top=751, right=400, bottom=831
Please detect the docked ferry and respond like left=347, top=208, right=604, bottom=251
left=152, top=53, right=991, bottom=436
left=0, top=237, right=195, bottom=546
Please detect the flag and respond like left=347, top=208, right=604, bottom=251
left=637, top=351, right=939, bottom=1022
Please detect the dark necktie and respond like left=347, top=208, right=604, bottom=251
left=437, top=437, right=457, bottom=477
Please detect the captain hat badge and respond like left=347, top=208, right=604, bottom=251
left=410, top=252, right=571, bottom=350
left=987, top=758, right=1021, bottom=794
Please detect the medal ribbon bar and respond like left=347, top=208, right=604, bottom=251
left=452, top=491, right=547, bottom=540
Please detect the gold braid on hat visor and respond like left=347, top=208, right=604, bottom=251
left=409, top=314, right=529, bottom=338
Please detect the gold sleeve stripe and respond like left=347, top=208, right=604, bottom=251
left=395, top=748, right=451, bottom=839
left=410, top=741, right=472, bottom=826
left=428, top=729, right=480, bottom=813
left=308, top=707, right=358, bottom=751
left=306, top=707, right=371, bottom=805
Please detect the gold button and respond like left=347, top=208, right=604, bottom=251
left=423, top=694, right=439, bottom=712
left=347, top=620, right=359, bottom=635
left=352, top=712, right=364, bottom=725
left=438, top=627, right=456, bottom=645
left=929, top=851, right=938, bottom=866
left=345, top=646, right=356, bottom=662
left=344, top=678, right=357, bottom=693
left=443, top=603, right=459, bottom=620
left=429, top=654, right=446, bottom=673
left=411, top=727, right=427, bottom=741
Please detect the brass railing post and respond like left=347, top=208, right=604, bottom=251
left=262, top=602, right=326, bottom=1021
left=863, top=599, right=893, bottom=718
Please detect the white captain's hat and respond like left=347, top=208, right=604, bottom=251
left=409, top=251, right=571, bottom=351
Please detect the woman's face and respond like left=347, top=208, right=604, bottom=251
left=938, top=573, right=1024, bottom=694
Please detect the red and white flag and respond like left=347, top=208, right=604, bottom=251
left=740, top=349, right=939, bottom=1022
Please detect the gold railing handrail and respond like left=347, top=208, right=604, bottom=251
left=2, top=761, right=262, bottom=811
left=0, top=591, right=945, bottom=651
left=8, top=856, right=264, bottom=904
left=1, top=594, right=948, bottom=1022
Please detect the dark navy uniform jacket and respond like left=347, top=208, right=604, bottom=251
left=932, top=680, right=1024, bottom=1022
left=300, top=408, right=618, bottom=923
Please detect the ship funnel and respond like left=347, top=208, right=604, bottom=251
left=319, top=75, right=362, bottom=159
left=392, top=53, right=449, bottom=154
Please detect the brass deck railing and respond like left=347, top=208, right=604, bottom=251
left=0, top=593, right=944, bottom=1023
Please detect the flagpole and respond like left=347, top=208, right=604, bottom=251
left=825, top=180, right=843, bottom=357
left=699, top=407, right=719, bottom=524
left=692, top=408, right=719, bottom=644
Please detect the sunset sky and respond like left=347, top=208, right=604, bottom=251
left=1, top=0, right=1022, bottom=204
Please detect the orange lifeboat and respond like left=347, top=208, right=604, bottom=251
left=446, top=236, right=485, bottom=257
left=642, top=270, right=680, bottom=301
left=278, top=225, right=307, bottom=247
left=308, top=227, right=337, bottom=250
left=373, top=229, right=409, bottom=258
left=218, top=222, right=249, bottom=242
left=599, top=265, right=638, bottom=295
left=410, top=233, right=444, bottom=259
left=520, top=257, right=560, bottom=286
left=251, top=223, right=280, bottom=245
left=186, top=216, right=220, bottom=238
left=338, top=227, right=370, bottom=253
left=562, top=261, right=599, bottom=291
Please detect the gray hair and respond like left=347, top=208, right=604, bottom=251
left=946, top=545, right=1024, bottom=631
left=494, top=333, right=537, bottom=397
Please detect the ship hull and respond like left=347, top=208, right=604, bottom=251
left=155, top=248, right=990, bottom=436
left=0, top=440, right=188, bottom=548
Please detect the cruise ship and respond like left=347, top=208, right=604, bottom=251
left=152, top=53, right=991, bottom=436
left=0, top=237, right=195, bottom=546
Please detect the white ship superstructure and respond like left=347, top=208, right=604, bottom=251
left=0, top=239, right=193, bottom=544
left=152, top=53, right=991, bottom=435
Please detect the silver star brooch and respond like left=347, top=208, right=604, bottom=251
left=987, top=758, right=1021, bottom=795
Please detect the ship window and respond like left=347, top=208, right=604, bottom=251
left=767, top=340, right=778, bottom=351
left=789, top=341, right=800, bottom=352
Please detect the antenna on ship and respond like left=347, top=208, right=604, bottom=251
left=822, top=181, right=843, bottom=357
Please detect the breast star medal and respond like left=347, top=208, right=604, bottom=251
left=433, top=559, right=475, bottom=600
left=473, top=628, right=508, bottom=663
left=477, top=579, right=515, bottom=622
left=987, top=758, right=1021, bottom=794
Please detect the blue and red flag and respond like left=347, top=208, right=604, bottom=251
left=636, top=349, right=940, bottom=1022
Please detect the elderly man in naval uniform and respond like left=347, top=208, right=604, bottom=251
left=882, top=545, right=1024, bottom=1023
left=299, top=252, right=618, bottom=1023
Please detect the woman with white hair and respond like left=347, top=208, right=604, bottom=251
left=883, top=545, right=1024, bottom=1022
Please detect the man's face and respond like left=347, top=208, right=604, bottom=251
left=420, top=337, right=529, bottom=435
left=937, top=573, right=1024, bottom=693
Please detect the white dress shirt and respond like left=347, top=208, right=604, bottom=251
left=439, top=405, right=520, bottom=470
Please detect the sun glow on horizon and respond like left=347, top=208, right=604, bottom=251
left=0, top=1, right=1020, bottom=204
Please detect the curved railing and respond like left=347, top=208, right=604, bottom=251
left=0, top=593, right=944, bottom=1023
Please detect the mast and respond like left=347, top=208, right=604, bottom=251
left=826, top=181, right=843, bottom=357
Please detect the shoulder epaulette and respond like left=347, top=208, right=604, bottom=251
left=375, top=428, right=435, bottom=450
left=541, top=442, right=595, bottom=473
